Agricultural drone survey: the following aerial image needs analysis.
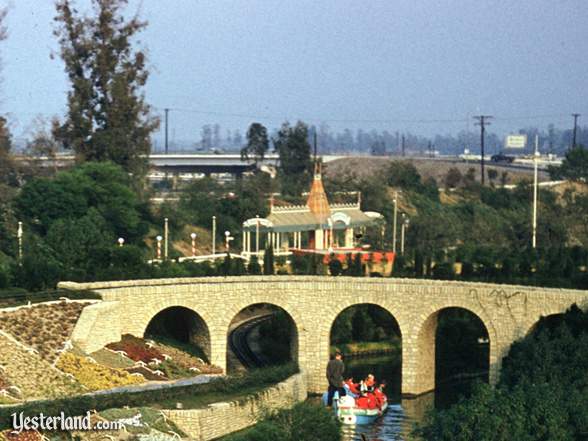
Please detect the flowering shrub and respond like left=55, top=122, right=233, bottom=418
left=0, top=301, right=87, bottom=362
left=107, top=334, right=164, bottom=363
left=107, top=335, right=222, bottom=380
left=152, top=340, right=222, bottom=375
left=0, top=334, right=82, bottom=400
left=56, top=352, right=144, bottom=391
left=125, top=366, right=169, bottom=381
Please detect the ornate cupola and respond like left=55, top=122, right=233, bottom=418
left=306, top=162, right=330, bottom=222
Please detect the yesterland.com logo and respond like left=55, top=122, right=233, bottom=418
left=10, top=411, right=128, bottom=433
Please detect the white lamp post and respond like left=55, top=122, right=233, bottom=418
left=401, top=217, right=410, bottom=255
left=164, top=217, right=169, bottom=259
left=392, top=191, right=398, bottom=254
left=532, top=135, right=539, bottom=249
left=17, top=221, right=23, bottom=262
left=190, top=232, right=197, bottom=256
left=118, top=237, right=125, bottom=247
left=255, top=215, right=260, bottom=255
left=212, top=216, right=217, bottom=255
left=156, top=235, right=162, bottom=259
left=224, top=230, right=234, bottom=252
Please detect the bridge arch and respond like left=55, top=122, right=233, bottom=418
left=328, top=302, right=404, bottom=348
left=226, top=302, right=299, bottom=372
left=144, top=305, right=211, bottom=362
left=406, top=304, right=496, bottom=396
left=329, top=302, right=403, bottom=393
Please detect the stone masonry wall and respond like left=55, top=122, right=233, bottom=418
left=59, top=276, right=588, bottom=396
left=161, top=372, right=307, bottom=441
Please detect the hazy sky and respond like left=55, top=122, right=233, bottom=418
left=2, top=0, right=587, bottom=146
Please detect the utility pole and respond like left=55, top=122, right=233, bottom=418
left=532, top=135, right=539, bottom=249
left=401, top=135, right=405, bottom=157
left=164, top=108, right=170, bottom=154
left=572, top=113, right=581, bottom=149
left=313, top=128, right=318, bottom=163
left=474, top=115, right=493, bottom=186
left=392, top=191, right=398, bottom=254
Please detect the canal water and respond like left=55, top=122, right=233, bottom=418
left=332, top=355, right=477, bottom=440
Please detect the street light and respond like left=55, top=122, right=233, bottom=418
left=532, top=135, right=539, bottom=249
left=392, top=191, right=398, bottom=254
left=190, top=232, right=197, bottom=256
left=118, top=237, right=125, bottom=247
left=212, top=216, right=217, bottom=255
left=164, top=218, right=169, bottom=259
left=156, top=235, right=163, bottom=259
left=224, top=230, right=234, bottom=252
left=17, top=221, right=23, bottom=262
left=401, top=216, right=410, bottom=255
left=255, top=215, right=260, bottom=255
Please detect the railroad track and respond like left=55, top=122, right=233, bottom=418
left=228, top=314, right=273, bottom=369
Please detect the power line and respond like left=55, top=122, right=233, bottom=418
left=473, top=115, right=493, bottom=186
left=153, top=106, right=582, bottom=127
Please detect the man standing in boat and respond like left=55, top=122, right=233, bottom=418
left=326, top=350, right=346, bottom=407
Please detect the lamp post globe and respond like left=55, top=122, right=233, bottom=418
left=190, top=233, right=197, bottom=257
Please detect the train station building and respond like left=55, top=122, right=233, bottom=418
left=241, top=166, right=385, bottom=257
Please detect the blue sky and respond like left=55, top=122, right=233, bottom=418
left=2, top=0, right=587, bottom=146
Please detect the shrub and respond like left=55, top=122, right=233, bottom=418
left=223, top=402, right=340, bottom=441
left=56, top=352, right=144, bottom=391
left=0, top=301, right=88, bottom=362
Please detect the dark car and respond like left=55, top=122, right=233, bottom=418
left=491, top=153, right=515, bottom=163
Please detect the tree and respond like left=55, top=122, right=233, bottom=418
left=549, top=145, right=588, bottom=182
left=200, top=125, right=212, bottom=150
left=328, top=256, right=343, bottom=276
left=247, top=255, right=262, bottom=275
left=241, top=122, right=269, bottom=164
left=53, top=0, right=159, bottom=177
left=263, top=246, right=274, bottom=275
left=16, top=162, right=148, bottom=240
left=386, top=161, right=421, bottom=190
left=444, top=167, right=462, bottom=189
left=0, top=116, right=18, bottom=186
left=22, top=117, right=62, bottom=178
left=487, top=168, right=498, bottom=185
left=415, top=305, right=588, bottom=441
left=274, top=121, right=312, bottom=196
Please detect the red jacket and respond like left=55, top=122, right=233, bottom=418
left=374, top=388, right=387, bottom=408
left=345, top=380, right=359, bottom=394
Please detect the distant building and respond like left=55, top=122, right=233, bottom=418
left=241, top=165, right=384, bottom=257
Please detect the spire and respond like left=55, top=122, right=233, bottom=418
left=307, top=161, right=330, bottom=221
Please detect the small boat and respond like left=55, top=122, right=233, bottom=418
left=322, top=392, right=388, bottom=425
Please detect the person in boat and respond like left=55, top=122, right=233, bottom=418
left=373, top=381, right=387, bottom=408
left=355, top=389, right=378, bottom=409
left=360, top=374, right=376, bottom=394
left=326, top=351, right=346, bottom=407
left=343, top=376, right=360, bottom=397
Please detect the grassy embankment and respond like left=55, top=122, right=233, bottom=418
left=0, top=363, right=298, bottom=429
left=331, top=338, right=401, bottom=358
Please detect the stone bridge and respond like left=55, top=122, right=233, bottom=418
left=59, top=276, right=588, bottom=396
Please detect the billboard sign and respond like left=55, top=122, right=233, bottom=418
left=505, top=135, right=527, bottom=149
